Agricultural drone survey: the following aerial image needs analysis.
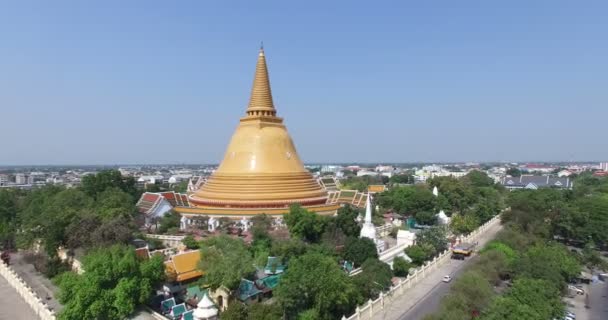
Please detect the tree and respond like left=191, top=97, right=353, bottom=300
left=220, top=301, right=247, bottom=320
left=342, top=237, right=378, bottom=267
left=96, top=187, right=135, bottom=220
left=462, top=171, right=494, bottom=188
left=483, top=278, right=563, bottom=320
left=182, top=235, right=199, bottom=249
left=247, top=303, right=282, bottom=320
left=56, top=245, right=165, bottom=320
left=416, top=226, right=448, bottom=254
left=80, top=170, right=137, bottom=199
left=448, top=271, right=494, bottom=314
left=404, top=244, right=434, bottom=265
left=506, top=168, right=522, bottom=177
left=157, top=211, right=181, bottom=234
left=376, top=186, right=436, bottom=215
left=516, top=243, right=581, bottom=285
left=335, top=205, right=361, bottom=237
left=284, top=205, right=327, bottom=243
left=450, top=213, right=479, bottom=235
left=414, top=211, right=437, bottom=226
left=274, top=252, right=361, bottom=319
left=392, top=256, right=413, bottom=277
left=199, top=235, right=255, bottom=291
left=352, top=258, right=393, bottom=299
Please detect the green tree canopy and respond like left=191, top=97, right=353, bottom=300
left=352, top=258, right=393, bottom=299
left=56, top=245, right=165, bottom=320
left=274, top=252, right=361, bottom=319
left=80, top=170, right=137, bottom=199
left=342, top=237, right=378, bottom=267
left=199, top=235, right=255, bottom=291
left=284, top=205, right=327, bottom=243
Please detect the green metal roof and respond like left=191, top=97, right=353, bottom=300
left=238, top=279, right=261, bottom=302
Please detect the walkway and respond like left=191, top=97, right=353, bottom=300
left=0, top=272, right=39, bottom=320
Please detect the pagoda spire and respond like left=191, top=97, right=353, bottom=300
left=246, top=46, right=276, bottom=117
left=360, top=194, right=377, bottom=241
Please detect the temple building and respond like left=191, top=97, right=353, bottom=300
left=174, top=48, right=340, bottom=219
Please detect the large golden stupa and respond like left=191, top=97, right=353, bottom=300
left=177, top=48, right=340, bottom=217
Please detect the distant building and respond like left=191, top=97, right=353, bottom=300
left=0, top=174, right=8, bottom=186
left=501, top=175, right=573, bottom=190
left=15, top=173, right=27, bottom=185
left=600, top=162, right=608, bottom=171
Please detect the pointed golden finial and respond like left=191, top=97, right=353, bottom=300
left=246, top=45, right=275, bottom=116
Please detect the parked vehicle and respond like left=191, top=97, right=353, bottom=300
left=442, top=275, right=452, bottom=283
left=568, top=285, right=584, bottom=295
left=451, top=253, right=465, bottom=260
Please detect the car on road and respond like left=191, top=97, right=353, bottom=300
left=565, top=310, right=576, bottom=319
left=568, top=285, right=584, bottom=295
left=442, top=275, right=452, bottom=283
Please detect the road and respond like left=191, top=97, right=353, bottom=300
left=372, top=220, right=502, bottom=320
left=0, top=273, right=39, bottom=320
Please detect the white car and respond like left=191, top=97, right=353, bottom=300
left=442, top=275, right=452, bottom=283
left=568, top=285, right=584, bottom=295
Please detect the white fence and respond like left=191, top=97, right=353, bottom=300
left=145, top=234, right=186, bottom=248
left=0, top=262, right=56, bottom=320
left=343, top=214, right=501, bottom=320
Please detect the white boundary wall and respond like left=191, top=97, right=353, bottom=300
left=0, top=261, right=56, bottom=320
left=343, top=214, right=501, bottom=320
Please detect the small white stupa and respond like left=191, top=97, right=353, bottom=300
left=432, top=186, right=439, bottom=197
left=360, top=195, right=385, bottom=253
left=360, top=195, right=377, bottom=240
left=437, top=210, right=450, bottom=225
left=193, top=292, right=218, bottom=320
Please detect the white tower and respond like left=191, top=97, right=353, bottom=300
left=360, top=195, right=377, bottom=241
left=432, top=186, right=439, bottom=197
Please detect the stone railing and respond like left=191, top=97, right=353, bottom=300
left=375, top=224, right=393, bottom=237
left=0, top=261, right=57, bottom=320
left=343, top=215, right=501, bottom=320
left=145, top=234, right=186, bottom=248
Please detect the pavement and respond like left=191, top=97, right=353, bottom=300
left=8, top=252, right=63, bottom=313
left=0, top=271, right=39, bottom=320
left=372, top=220, right=503, bottom=320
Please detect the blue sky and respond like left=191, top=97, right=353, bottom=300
left=1, top=1, right=607, bottom=165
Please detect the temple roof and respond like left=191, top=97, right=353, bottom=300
left=165, top=250, right=203, bottom=282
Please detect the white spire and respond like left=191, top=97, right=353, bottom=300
left=364, top=195, right=372, bottom=224
left=360, top=194, right=377, bottom=241
left=432, top=186, right=439, bottom=197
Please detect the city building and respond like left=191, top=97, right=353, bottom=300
left=501, top=175, right=573, bottom=190
left=600, top=162, right=608, bottom=171
left=174, top=48, right=340, bottom=219
left=15, top=173, right=27, bottom=185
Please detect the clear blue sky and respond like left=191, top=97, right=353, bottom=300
left=1, top=1, right=607, bottom=165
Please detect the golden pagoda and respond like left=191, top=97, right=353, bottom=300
left=178, top=48, right=340, bottom=217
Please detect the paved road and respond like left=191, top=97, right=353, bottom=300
left=0, top=273, right=39, bottom=320
left=372, top=220, right=502, bottom=320
left=586, top=277, right=608, bottom=320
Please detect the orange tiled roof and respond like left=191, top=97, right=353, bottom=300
left=368, top=185, right=386, bottom=193
left=165, top=250, right=203, bottom=282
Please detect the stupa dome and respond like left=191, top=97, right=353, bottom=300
left=189, top=48, right=328, bottom=210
